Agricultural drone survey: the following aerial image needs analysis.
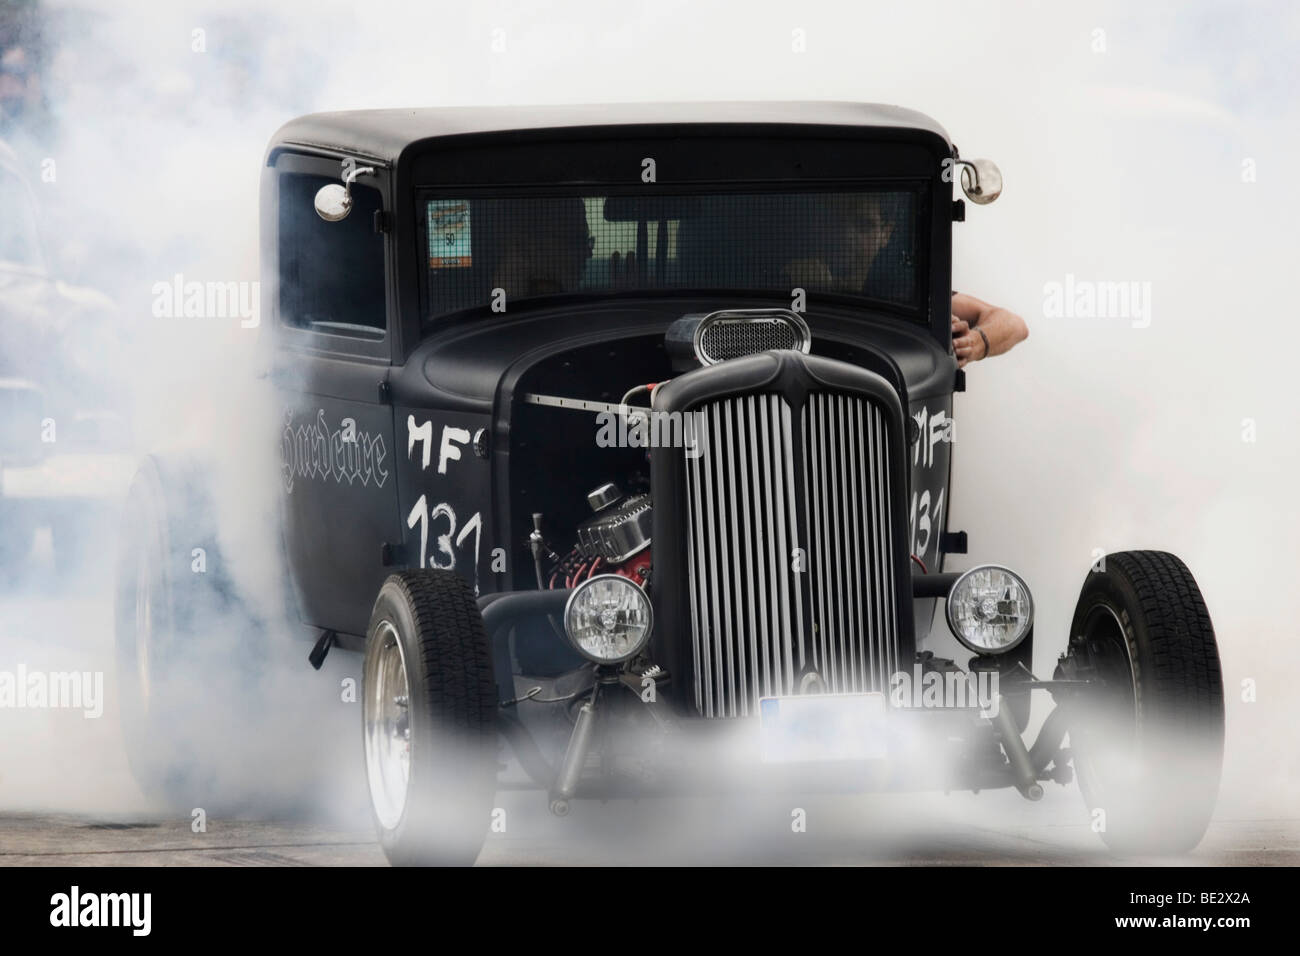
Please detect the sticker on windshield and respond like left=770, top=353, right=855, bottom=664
left=428, top=200, right=471, bottom=268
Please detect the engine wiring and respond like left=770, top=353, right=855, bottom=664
left=547, top=549, right=612, bottom=589
left=619, top=383, right=656, bottom=407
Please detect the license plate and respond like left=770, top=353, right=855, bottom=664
left=758, top=692, right=889, bottom=763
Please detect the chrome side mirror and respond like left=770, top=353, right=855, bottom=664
left=958, top=158, right=1003, bottom=205
left=314, top=163, right=376, bottom=222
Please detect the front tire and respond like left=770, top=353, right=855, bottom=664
left=362, top=571, right=497, bottom=866
left=1062, top=550, right=1224, bottom=853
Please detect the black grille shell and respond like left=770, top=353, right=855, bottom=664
left=649, top=351, right=914, bottom=717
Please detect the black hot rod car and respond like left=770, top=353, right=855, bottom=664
left=115, top=102, right=1224, bottom=865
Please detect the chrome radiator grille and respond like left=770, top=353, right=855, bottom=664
left=682, top=390, right=899, bottom=717
left=801, top=392, right=900, bottom=696
left=684, top=394, right=804, bottom=718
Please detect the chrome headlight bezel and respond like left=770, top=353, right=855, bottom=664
left=562, top=574, right=654, bottom=664
left=944, top=564, right=1034, bottom=655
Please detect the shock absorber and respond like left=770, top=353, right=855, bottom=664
left=550, top=682, right=601, bottom=816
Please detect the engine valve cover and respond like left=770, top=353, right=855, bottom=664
left=576, top=493, right=652, bottom=563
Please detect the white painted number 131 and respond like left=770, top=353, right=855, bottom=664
left=406, top=494, right=482, bottom=586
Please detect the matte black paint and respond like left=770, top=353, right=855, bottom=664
left=262, top=103, right=959, bottom=674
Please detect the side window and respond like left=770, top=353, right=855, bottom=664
left=0, top=168, right=44, bottom=269
left=279, top=172, right=385, bottom=336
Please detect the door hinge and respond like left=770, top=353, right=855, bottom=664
left=377, top=379, right=392, bottom=404
left=940, top=531, right=968, bottom=554
left=952, top=199, right=966, bottom=222
left=954, top=368, right=966, bottom=392
left=373, top=209, right=392, bottom=234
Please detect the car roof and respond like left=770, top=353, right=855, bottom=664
left=267, top=101, right=953, bottom=166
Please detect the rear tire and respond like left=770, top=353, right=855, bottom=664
left=362, top=571, right=497, bottom=866
left=113, top=456, right=266, bottom=812
left=1062, top=550, right=1223, bottom=854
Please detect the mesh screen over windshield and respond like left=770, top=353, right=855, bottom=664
left=421, top=188, right=922, bottom=319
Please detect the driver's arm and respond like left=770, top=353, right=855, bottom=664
left=950, top=291, right=1028, bottom=368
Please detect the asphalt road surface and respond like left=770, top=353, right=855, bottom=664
left=2, top=548, right=1297, bottom=867
left=2, top=797, right=1299, bottom=866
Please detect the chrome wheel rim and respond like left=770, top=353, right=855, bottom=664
left=1074, top=604, right=1140, bottom=805
left=364, top=621, right=411, bottom=830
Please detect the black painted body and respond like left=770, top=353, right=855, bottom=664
left=263, top=103, right=960, bottom=699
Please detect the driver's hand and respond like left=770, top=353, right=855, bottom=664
left=952, top=315, right=977, bottom=368
left=953, top=324, right=983, bottom=368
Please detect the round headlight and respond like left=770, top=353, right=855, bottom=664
left=945, top=565, right=1034, bottom=654
left=563, top=574, right=653, bottom=664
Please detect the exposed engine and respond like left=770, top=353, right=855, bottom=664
left=524, top=308, right=814, bottom=594
left=544, top=481, right=653, bottom=589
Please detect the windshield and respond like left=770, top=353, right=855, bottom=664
left=419, top=186, right=924, bottom=322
